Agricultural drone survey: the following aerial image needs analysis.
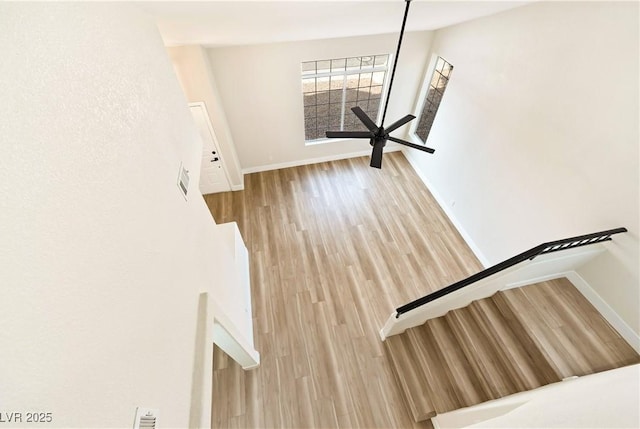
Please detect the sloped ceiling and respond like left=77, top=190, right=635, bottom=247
left=139, top=1, right=532, bottom=47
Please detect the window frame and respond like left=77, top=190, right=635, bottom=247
left=409, top=54, right=453, bottom=145
left=301, top=54, right=392, bottom=145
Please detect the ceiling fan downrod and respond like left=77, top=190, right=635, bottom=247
left=381, top=0, right=412, bottom=127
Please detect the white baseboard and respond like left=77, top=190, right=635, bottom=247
left=565, top=271, right=640, bottom=353
left=241, top=147, right=401, bottom=174
left=403, top=149, right=491, bottom=268
left=231, top=184, right=244, bottom=191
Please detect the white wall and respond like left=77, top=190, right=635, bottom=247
left=207, top=31, right=432, bottom=171
left=405, top=2, right=639, bottom=333
left=434, top=364, right=640, bottom=429
left=167, top=45, right=244, bottom=190
left=0, top=3, right=237, bottom=427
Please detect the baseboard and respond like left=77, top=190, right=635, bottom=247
left=403, top=149, right=491, bottom=268
left=566, top=271, right=640, bottom=353
left=231, top=184, right=244, bottom=191
left=241, top=147, right=401, bottom=174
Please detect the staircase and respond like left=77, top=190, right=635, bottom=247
left=384, top=277, right=640, bottom=422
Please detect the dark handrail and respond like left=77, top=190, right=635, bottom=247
left=395, top=227, right=627, bottom=317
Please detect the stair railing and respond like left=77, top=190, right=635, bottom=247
left=395, top=227, right=627, bottom=318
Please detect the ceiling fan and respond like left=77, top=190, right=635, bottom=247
left=325, top=0, right=435, bottom=169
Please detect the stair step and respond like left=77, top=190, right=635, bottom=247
left=386, top=277, right=640, bottom=423
left=421, top=317, right=489, bottom=409
left=490, top=290, right=566, bottom=381
left=384, top=333, right=437, bottom=421
left=469, top=298, right=559, bottom=389
left=496, top=278, right=640, bottom=377
left=444, top=306, right=518, bottom=399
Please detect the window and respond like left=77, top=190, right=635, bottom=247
left=301, top=55, right=390, bottom=142
left=414, top=56, right=453, bottom=143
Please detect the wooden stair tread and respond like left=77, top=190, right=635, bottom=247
left=420, top=317, right=489, bottom=409
left=383, top=333, right=437, bottom=421
left=386, top=277, right=640, bottom=423
left=490, top=291, right=566, bottom=381
left=497, top=278, right=640, bottom=377
left=468, top=298, right=560, bottom=390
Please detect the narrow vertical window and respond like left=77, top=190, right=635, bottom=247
left=301, top=55, right=390, bottom=143
left=414, top=56, right=453, bottom=143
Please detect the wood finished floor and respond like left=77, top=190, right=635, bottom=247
left=204, top=152, right=483, bottom=428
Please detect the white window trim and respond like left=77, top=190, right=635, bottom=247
left=408, top=53, right=441, bottom=145
left=302, top=55, right=393, bottom=146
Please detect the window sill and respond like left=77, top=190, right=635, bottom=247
left=304, top=138, right=352, bottom=146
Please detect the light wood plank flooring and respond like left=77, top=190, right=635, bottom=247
left=204, top=152, right=483, bottom=428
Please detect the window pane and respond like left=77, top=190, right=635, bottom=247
left=361, top=56, right=374, bottom=67
left=301, top=61, right=316, bottom=75
left=316, top=91, right=329, bottom=105
left=329, top=115, right=341, bottom=130
left=414, top=56, right=453, bottom=143
left=331, top=58, right=346, bottom=72
left=427, top=86, right=442, bottom=105
left=330, top=75, right=343, bottom=91
left=328, top=89, right=342, bottom=105
left=355, top=88, right=368, bottom=103
left=302, top=77, right=316, bottom=94
left=304, top=105, right=316, bottom=119
left=346, top=75, right=360, bottom=89
left=368, top=98, right=380, bottom=114
left=372, top=71, right=386, bottom=85
left=374, top=55, right=388, bottom=67
left=317, top=60, right=331, bottom=73
left=305, top=118, right=317, bottom=140
left=317, top=104, right=329, bottom=117
left=430, top=71, right=442, bottom=89
left=316, top=77, right=330, bottom=92
left=302, top=92, right=316, bottom=107
left=346, top=57, right=361, bottom=70
left=329, top=103, right=342, bottom=117
left=358, top=72, right=373, bottom=88
left=317, top=116, right=329, bottom=133
left=370, top=85, right=383, bottom=97
left=345, top=88, right=358, bottom=102
left=442, top=62, right=453, bottom=77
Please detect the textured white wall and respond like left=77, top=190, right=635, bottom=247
left=405, top=2, right=639, bottom=333
left=0, top=3, right=235, bottom=427
left=207, top=31, right=432, bottom=171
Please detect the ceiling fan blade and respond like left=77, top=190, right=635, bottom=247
left=325, top=130, right=374, bottom=139
left=384, top=114, right=416, bottom=133
left=370, top=141, right=384, bottom=169
left=387, top=136, right=435, bottom=154
left=351, top=106, right=379, bottom=132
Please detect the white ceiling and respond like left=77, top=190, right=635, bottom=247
left=138, top=1, right=532, bottom=47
